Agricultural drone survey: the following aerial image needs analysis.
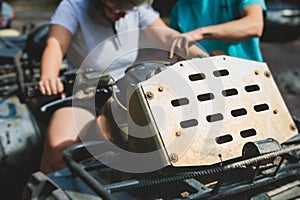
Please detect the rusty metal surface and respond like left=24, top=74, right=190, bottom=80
left=0, top=95, right=41, bottom=165
left=140, top=56, right=298, bottom=167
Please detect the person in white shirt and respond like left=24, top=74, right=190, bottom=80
left=38, top=0, right=207, bottom=174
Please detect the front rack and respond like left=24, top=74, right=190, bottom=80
left=58, top=138, right=300, bottom=199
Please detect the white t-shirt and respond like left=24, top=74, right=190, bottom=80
left=50, top=0, right=159, bottom=79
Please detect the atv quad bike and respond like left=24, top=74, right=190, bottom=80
left=0, top=18, right=299, bottom=200
left=21, top=56, right=300, bottom=200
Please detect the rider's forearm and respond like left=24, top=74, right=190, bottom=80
left=145, top=18, right=208, bottom=58
left=40, top=38, right=64, bottom=80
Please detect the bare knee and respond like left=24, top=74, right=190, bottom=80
left=40, top=139, right=78, bottom=174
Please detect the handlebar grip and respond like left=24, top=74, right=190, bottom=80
left=26, top=88, right=42, bottom=98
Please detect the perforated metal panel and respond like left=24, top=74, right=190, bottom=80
left=139, top=56, right=298, bottom=166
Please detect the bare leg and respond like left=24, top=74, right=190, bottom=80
left=78, top=100, right=128, bottom=144
left=40, top=107, right=95, bottom=174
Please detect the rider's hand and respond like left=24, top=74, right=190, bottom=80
left=169, top=32, right=198, bottom=59
left=38, top=77, right=64, bottom=96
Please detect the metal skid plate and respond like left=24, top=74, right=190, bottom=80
left=139, top=56, right=298, bottom=167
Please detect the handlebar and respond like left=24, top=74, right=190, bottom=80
left=0, top=65, right=115, bottom=113
left=34, top=70, right=114, bottom=112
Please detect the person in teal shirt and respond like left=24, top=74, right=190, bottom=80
left=169, top=0, right=266, bottom=62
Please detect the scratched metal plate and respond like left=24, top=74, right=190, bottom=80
left=139, top=56, right=298, bottom=167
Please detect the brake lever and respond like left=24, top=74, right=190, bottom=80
left=40, top=95, right=74, bottom=112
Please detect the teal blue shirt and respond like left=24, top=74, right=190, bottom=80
left=170, top=0, right=266, bottom=62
